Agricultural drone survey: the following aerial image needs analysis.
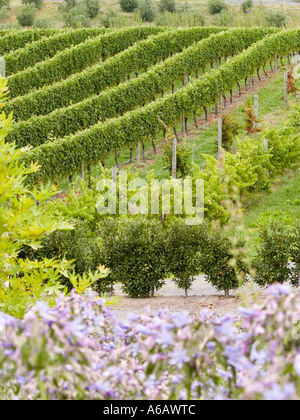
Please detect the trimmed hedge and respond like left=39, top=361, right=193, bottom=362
left=7, top=27, right=165, bottom=98
left=0, top=29, right=59, bottom=55
left=22, top=29, right=300, bottom=184
left=4, top=28, right=108, bottom=76
left=8, top=28, right=276, bottom=148
left=6, top=27, right=225, bottom=121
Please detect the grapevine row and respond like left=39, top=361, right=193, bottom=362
left=7, top=27, right=164, bottom=98
left=22, top=29, right=300, bottom=185
left=6, top=27, right=224, bottom=121
left=0, top=29, right=59, bottom=55
left=4, top=28, right=108, bottom=76
left=8, top=28, right=276, bottom=148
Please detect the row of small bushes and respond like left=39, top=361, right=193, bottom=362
left=7, top=27, right=276, bottom=148
left=6, top=27, right=222, bottom=121
left=7, top=26, right=163, bottom=98
left=22, top=29, right=300, bottom=185
left=25, top=213, right=245, bottom=298
left=31, top=212, right=300, bottom=298
left=4, top=28, right=107, bottom=76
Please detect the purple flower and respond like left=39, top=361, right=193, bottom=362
left=267, top=284, right=291, bottom=298
left=171, top=311, right=191, bottom=328
left=156, top=331, right=174, bottom=348
left=169, top=349, right=190, bottom=368
left=264, top=384, right=295, bottom=401
left=135, top=324, right=155, bottom=336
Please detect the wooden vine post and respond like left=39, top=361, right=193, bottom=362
left=254, top=94, right=259, bottom=130
left=284, top=72, right=288, bottom=108
left=181, top=74, right=189, bottom=137
left=274, top=54, right=278, bottom=72
left=218, top=117, right=222, bottom=160
left=172, top=138, right=177, bottom=179
left=112, top=166, right=117, bottom=183
left=264, top=138, right=269, bottom=152
left=136, top=142, right=141, bottom=165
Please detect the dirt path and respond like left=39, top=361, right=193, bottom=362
left=112, top=276, right=254, bottom=321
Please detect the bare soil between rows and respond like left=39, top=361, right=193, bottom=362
left=112, top=277, right=244, bottom=321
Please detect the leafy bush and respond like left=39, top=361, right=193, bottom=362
left=207, top=0, right=227, bottom=15
left=61, top=0, right=77, bottom=11
left=222, top=113, right=240, bottom=151
left=100, top=10, right=119, bottom=27
left=63, top=4, right=91, bottom=28
left=138, top=0, right=157, bottom=22
left=243, top=99, right=261, bottom=133
left=33, top=18, right=53, bottom=28
left=265, top=10, right=286, bottom=28
left=16, top=3, right=37, bottom=27
left=155, top=10, right=204, bottom=26
left=264, top=126, right=300, bottom=175
left=163, top=137, right=192, bottom=178
left=166, top=221, right=202, bottom=295
left=0, top=6, right=11, bottom=21
left=0, top=78, right=107, bottom=317
left=198, top=225, right=247, bottom=296
left=0, top=0, right=10, bottom=7
left=253, top=217, right=294, bottom=286
left=2, top=284, right=300, bottom=400
left=100, top=218, right=167, bottom=298
left=22, top=0, right=43, bottom=9
left=241, top=0, right=253, bottom=13
left=119, top=0, right=138, bottom=13
left=159, top=0, right=176, bottom=13
left=252, top=215, right=300, bottom=287
left=84, top=0, right=100, bottom=18
left=289, top=222, right=300, bottom=286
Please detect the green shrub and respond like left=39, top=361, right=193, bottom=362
left=138, top=0, right=157, bottom=22
left=166, top=221, right=202, bottom=296
left=100, top=10, right=118, bottom=27
left=119, top=0, right=138, bottom=13
left=264, top=127, right=300, bottom=175
left=17, top=3, right=37, bottom=27
left=22, top=177, right=113, bottom=294
left=61, top=0, right=77, bottom=11
left=84, top=0, right=100, bottom=18
left=265, top=10, right=286, bottom=28
left=0, top=78, right=105, bottom=317
left=63, top=4, right=91, bottom=28
left=159, top=0, right=176, bottom=13
left=208, top=0, right=227, bottom=15
left=222, top=113, right=240, bottom=151
left=252, top=216, right=294, bottom=286
left=163, top=137, right=192, bottom=178
left=289, top=222, right=300, bottom=287
left=22, top=0, right=43, bottom=9
left=0, top=6, right=11, bottom=21
left=241, top=0, right=253, bottom=13
left=33, top=18, right=53, bottom=28
left=0, top=0, right=10, bottom=7
left=198, top=225, right=247, bottom=297
left=100, top=218, right=167, bottom=298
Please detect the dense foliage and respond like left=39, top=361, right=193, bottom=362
left=5, top=27, right=220, bottom=121
left=7, top=28, right=273, bottom=148
left=21, top=28, right=300, bottom=185
left=7, top=26, right=163, bottom=98
left=0, top=79, right=109, bottom=318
